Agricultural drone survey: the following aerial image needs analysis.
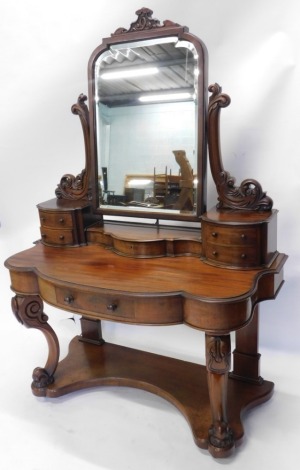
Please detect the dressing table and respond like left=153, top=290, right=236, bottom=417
left=5, top=8, right=287, bottom=458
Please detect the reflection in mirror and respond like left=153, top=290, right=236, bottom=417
left=95, top=37, right=199, bottom=215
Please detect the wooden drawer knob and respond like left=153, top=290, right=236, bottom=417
left=211, top=232, right=218, bottom=237
left=107, top=303, right=117, bottom=312
left=59, top=218, right=65, bottom=224
left=240, top=234, right=246, bottom=239
left=212, top=251, right=218, bottom=256
left=64, top=295, right=74, bottom=304
left=241, top=253, right=247, bottom=259
left=59, top=235, right=65, bottom=240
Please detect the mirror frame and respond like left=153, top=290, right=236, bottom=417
left=55, top=8, right=273, bottom=217
left=87, top=8, right=208, bottom=222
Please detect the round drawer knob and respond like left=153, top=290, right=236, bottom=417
left=211, top=232, right=218, bottom=237
left=64, top=295, right=74, bottom=304
left=59, top=235, right=65, bottom=240
left=240, top=234, right=246, bottom=239
left=241, top=253, right=247, bottom=259
left=41, top=233, right=47, bottom=239
left=212, top=251, right=218, bottom=256
left=107, top=303, right=117, bottom=312
left=59, top=218, right=65, bottom=224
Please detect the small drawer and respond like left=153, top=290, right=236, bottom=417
left=204, top=223, right=259, bottom=246
left=205, top=242, right=260, bottom=267
left=112, top=238, right=166, bottom=257
left=39, top=210, right=73, bottom=228
left=55, top=288, right=135, bottom=320
left=40, top=227, right=74, bottom=246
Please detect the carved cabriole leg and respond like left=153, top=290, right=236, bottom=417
left=205, top=333, right=234, bottom=458
left=11, top=295, right=60, bottom=396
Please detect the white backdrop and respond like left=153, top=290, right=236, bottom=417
left=1, top=1, right=299, bottom=359
left=1, top=1, right=300, bottom=469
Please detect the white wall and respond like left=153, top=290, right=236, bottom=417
left=1, top=0, right=299, bottom=357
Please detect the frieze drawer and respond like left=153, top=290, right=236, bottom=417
left=56, top=288, right=135, bottom=320
left=54, top=287, right=183, bottom=324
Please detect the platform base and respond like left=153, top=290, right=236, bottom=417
left=32, top=337, right=274, bottom=455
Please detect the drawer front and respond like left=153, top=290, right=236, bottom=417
left=39, top=210, right=73, bottom=228
left=205, top=242, right=260, bottom=267
left=53, top=286, right=183, bottom=324
left=40, top=227, right=74, bottom=246
left=204, top=223, right=259, bottom=246
left=56, top=287, right=135, bottom=319
left=112, top=238, right=166, bottom=258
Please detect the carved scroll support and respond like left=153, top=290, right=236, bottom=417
left=56, top=94, right=92, bottom=201
left=208, top=83, right=273, bottom=211
left=11, top=295, right=60, bottom=396
left=205, top=334, right=234, bottom=457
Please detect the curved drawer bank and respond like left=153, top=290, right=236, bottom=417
left=86, top=223, right=202, bottom=258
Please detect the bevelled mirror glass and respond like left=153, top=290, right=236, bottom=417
left=88, top=9, right=208, bottom=222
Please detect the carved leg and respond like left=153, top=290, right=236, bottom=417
left=231, top=305, right=263, bottom=384
left=11, top=295, right=60, bottom=396
left=205, top=334, right=234, bottom=458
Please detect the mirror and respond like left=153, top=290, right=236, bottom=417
left=87, top=8, right=208, bottom=222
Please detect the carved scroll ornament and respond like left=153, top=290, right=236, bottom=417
left=12, top=295, right=60, bottom=393
left=113, top=7, right=181, bottom=35
left=208, top=83, right=273, bottom=211
left=56, top=94, right=92, bottom=200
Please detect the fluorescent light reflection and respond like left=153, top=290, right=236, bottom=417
left=101, top=67, right=159, bottom=80
left=139, top=92, right=192, bottom=103
left=128, top=179, right=152, bottom=187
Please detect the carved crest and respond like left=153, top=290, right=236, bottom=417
left=113, top=7, right=181, bottom=35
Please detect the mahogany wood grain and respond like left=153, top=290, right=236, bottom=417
left=5, top=243, right=286, bottom=332
left=5, top=241, right=286, bottom=457
left=86, top=222, right=202, bottom=257
left=33, top=336, right=274, bottom=458
left=4, top=8, right=288, bottom=459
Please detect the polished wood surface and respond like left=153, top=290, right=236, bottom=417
left=86, top=221, right=202, bottom=257
left=4, top=7, right=288, bottom=460
left=5, top=242, right=285, bottom=319
left=39, top=337, right=274, bottom=457
left=6, top=240, right=286, bottom=458
left=202, top=208, right=278, bottom=268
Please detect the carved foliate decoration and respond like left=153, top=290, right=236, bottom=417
left=56, top=94, right=92, bottom=200
left=206, top=335, right=231, bottom=374
left=208, top=83, right=273, bottom=211
left=113, top=7, right=181, bottom=35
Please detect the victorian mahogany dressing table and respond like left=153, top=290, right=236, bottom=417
left=5, top=9, right=287, bottom=459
